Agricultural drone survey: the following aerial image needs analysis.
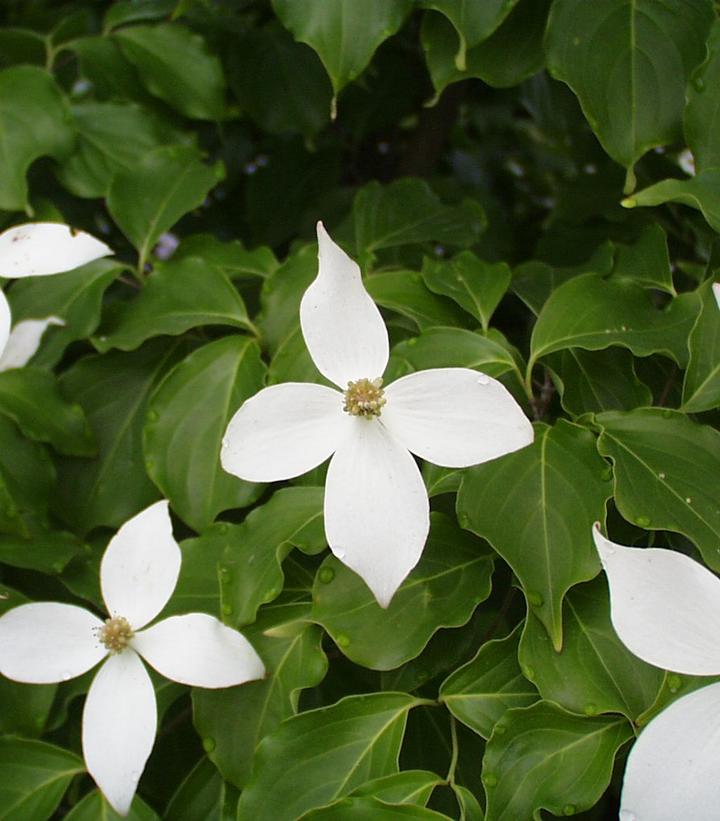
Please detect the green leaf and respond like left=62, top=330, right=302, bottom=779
left=193, top=603, right=328, bottom=788
left=594, top=408, right=720, bottom=570
left=353, top=179, right=486, bottom=261
left=625, top=170, right=720, bottom=233
left=0, top=738, right=83, bottom=821
left=94, top=258, right=252, bottom=353
left=0, top=369, right=94, bottom=456
left=165, top=757, right=238, bottom=821
left=144, top=337, right=264, bottom=531
left=71, top=35, right=150, bottom=102
left=57, top=102, right=187, bottom=198
left=103, top=0, right=176, bottom=31
left=271, top=0, right=412, bottom=97
left=685, top=19, right=720, bottom=174
left=0, top=66, right=74, bottom=212
left=350, top=770, right=443, bottom=805
left=440, top=624, right=538, bottom=739
left=7, top=259, right=123, bottom=369
left=0, top=528, right=84, bottom=574
left=545, top=0, right=714, bottom=170
left=301, top=797, right=452, bottom=820
left=55, top=339, right=183, bottom=534
left=218, top=487, right=325, bottom=626
left=529, top=273, right=698, bottom=370
left=421, top=253, right=511, bottom=330
left=457, top=420, right=612, bottom=649
left=365, top=270, right=471, bottom=331
left=174, top=234, right=277, bottom=281
left=267, top=327, right=323, bottom=386
left=683, top=279, right=720, bottom=412
left=64, top=790, right=159, bottom=821
left=235, top=692, right=422, bottom=821
left=107, top=145, right=223, bottom=264
left=611, top=224, right=675, bottom=295
left=481, top=702, right=633, bottom=821
left=312, top=513, right=494, bottom=669
left=115, top=23, right=225, bottom=120
left=519, top=575, right=664, bottom=720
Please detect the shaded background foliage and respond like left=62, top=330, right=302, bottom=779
left=0, top=0, right=719, bottom=818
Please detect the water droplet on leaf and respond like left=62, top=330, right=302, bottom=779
left=493, top=724, right=506, bottom=735
left=203, top=737, right=216, bottom=753
left=563, top=805, right=576, bottom=816
left=635, top=516, right=650, bottom=527
left=336, top=633, right=350, bottom=648
left=222, top=603, right=233, bottom=616
left=526, top=590, right=543, bottom=607
left=318, top=567, right=335, bottom=584
left=483, top=772, right=498, bottom=787
left=584, top=703, right=598, bottom=716
left=667, top=674, right=682, bottom=693
left=693, top=77, right=705, bottom=92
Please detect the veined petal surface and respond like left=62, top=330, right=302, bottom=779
left=0, top=290, right=10, bottom=361
left=594, top=526, right=720, bottom=675
left=82, top=651, right=156, bottom=817
left=325, top=418, right=429, bottom=608
left=133, top=613, right=265, bottom=688
left=0, top=222, right=112, bottom=278
left=382, top=367, right=533, bottom=468
left=0, top=315, right=63, bottom=371
left=101, top=500, right=181, bottom=630
left=0, top=602, right=105, bottom=683
left=299, top=222, right=388, bottom=388
left=620, top=681, right=720, bottom=821
left=221, top=382, right=348, bottom=482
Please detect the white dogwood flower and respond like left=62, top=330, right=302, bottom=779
left=222, top=223, right=533, bottom=607
left=0, top=501, right=265, bottom=816
left=0, top=222, right=111, bottom=364
left=593, top=524, right=720, bottom=821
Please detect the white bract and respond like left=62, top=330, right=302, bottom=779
left=593, top=524, right=720, bottom=821
left=0, top=501, right=265, bottom=816
left=0, top=222, right=111, bottom=366
left=222, top=223, right=533, bottom=607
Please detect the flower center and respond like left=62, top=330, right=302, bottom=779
left=343, top=377, right=386, bottom=418
left=96, top=616, right=134, bottom=653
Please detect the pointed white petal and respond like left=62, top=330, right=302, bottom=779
left=299, top=222, right=389, bottom=388
left=0, top=223, right=112, bottom=278
left=221, top=382, right=348, bottom=482
left=0, top=290, right=10, bottom=360
left=382, top=368, right=533, bottom=468
left=619, top=681, right=720, bottom=821
left=0, top=316, right=64, bottom=371
left=101, top=501, right=180, bottom=631
left=83, top=651, right=156, bottom=817
left=0, top=603, right=105, bottom=683
left=593, top=525, right=720, bottom=675
left=133, top=613, right=265, bottom=688
left=325, top=420, right=429, bottom=608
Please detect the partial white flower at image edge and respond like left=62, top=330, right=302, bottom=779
left=0, top=501, right=265, bottom=816
left=593, top=524, right=720, bottom=821
left=221, top=222, right=534, bottom=608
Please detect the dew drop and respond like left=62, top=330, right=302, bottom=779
left=493, top=723, right=506, bottom=735
left=318, top=567, right=335, bottom=584
left=667, top=673, right=682, bottom=693
left=222, top=603, right=233, bottom=616
left=619, top=810, right=637, bottom=821
left=202, top=737, right=216, bottom=753
left=526, top=590, right=544, bottom=607
left=635, top=516, right=650, bottom=527
left=483, top=772, right=498, bottom=787
left=407, top=337, right=417, bottom=346
left=61, top=670, right=73, bottom=681
left=685, top=497, right=693, bottom=504
left=563, top=805, right=576, bottom=816
left=458, top=513, right=470, bottom=528
left=476, top=373, right=490, bottom=385
left=336, top=633, right=350, bottom=648
left=658, top=472, right=666, bottom=480
left=217, top=523, right=229, bottom=534
left=583, top=703, right=598, bottom=716
left=693, top=76, right=705, bottom=92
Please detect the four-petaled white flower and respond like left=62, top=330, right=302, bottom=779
left=593, top=524, right=720, bottom=821
left=0, top=501, right=265, bottom=816
left=0, top=222, right=111, bottom=366
left=221, top=223, right=534, bottom=607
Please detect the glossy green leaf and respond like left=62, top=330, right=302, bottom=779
left=457, top=419, right=612, bottom=649
left=440, top=625, right=538, bottom=739
left=350, top=770, right=443, bottom=805
left=71, top=35, right=151, bottom=102
left=454, top=785, right=484, bottom=821
left=0, top=28, right=45, bottom=68
left=683, top=279, right=720, bottom=412
left=0, top=738, right=83, bottom=821
left=193, top=602, right=327, bottom=788
left=482, top=702, right=633, bottom=821
left=594, top=408, right=720, bottom=570
left=64, top=790, right=159, bottom=821
left=174, top=235, right=277, bottom=281
left=519, top=575, right=664, bottom=720
left=312, top=513, right=494, bottom=670
left=0, top=66, right=74, bottom=212
left=236, top=692, right=422, bottom=821
left=0, top=528, right=84, bottom=574
left=115, top=23, right=225, bottom=120
left=626, top=170, right=720, bottom=233
left=611, top=224, right=675, bottom=295
left=165, top=757, right=238, bottom=821
left=267, top=327, right=324, bottom=386
left=0, top=368, right=94, bottom=456
left=545, top=0, right=714, bottom=170
left=7, top=259, right=123, bottom=369
left=685, top=19, right=720, bottom=173
left=55, top=339, right=183, bottom=534
left=103, top=0, right=176, bottom=31
left=107, top=145, right=223, bottom=264
left=301, top=797, right=451, bottom=820
left=272, top=0, right=412, bottom=96
left=95, top=258, right=251, bottom=353
left=144, top=336, right=264, bottom=532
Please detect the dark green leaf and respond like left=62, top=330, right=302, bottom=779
left=350, top=770, right=443, bottom=805
left=626, top=170, right=720, bottom=233
left=682, top=279, right=720, bottom=412
left=71, top=35, right=150, bottom=102
left=64, top=790, right=159, bottom=820
left=165, top=757, right=238, bottom=821
left=685, top=19, right=720, bottom=174
left=302, top=797, right=451, bottom=820
left=611, top=224, right=675, bottom=295
left=174, top=235, right=277, bottom=281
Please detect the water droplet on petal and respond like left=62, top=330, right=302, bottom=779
left=318, top=567, right=335, bottom=584
left=476, top=373, right=490, bottom=385
left=483, top=772, right=498, bottom=787
left=61, top=669, right=74, bottom=681
left=619, top=810, right=637, bottom=821
left=203, top=737, right=216, bottom=753
left=635, top=516, right=650, bottom=527
left=334, top=548, right=346, bottom=561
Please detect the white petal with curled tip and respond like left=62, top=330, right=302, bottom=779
left=0, top=290, right=10, bottom=360
left=101, top=500, right=180, bottom=631
left=0, top=223, right=112, bottom=278
left=325, top=418, right=429, bottom=608
left=619, top=681, right=720, bottom=821
left=0, top=316, right=64, bottom=371
left=82, top=651, right=156, bottom=817
left=133, top=613, right=265, bottom=688
left=299, top=223, right=389, bottom=388
left=221, top=382, right=348, bottom=482
left=593, top=525, right=720, bottom=675
left=0, top=602, right=106, bottom=683
left=382, top=368, right=534, bottom=468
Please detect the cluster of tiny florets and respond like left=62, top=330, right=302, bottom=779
left=343, top=377, right=386, bottom=418
left=96, top=616, right=133, bottom=653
